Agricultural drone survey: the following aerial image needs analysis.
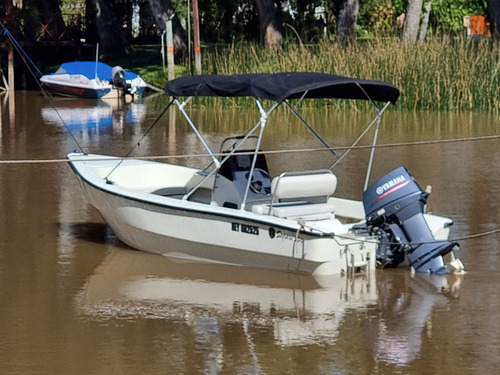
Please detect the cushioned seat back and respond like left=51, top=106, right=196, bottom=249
left=271, top=171, right=337, bottom=202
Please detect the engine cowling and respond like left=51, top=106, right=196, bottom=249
left=111, top=66, right=132, bottom=94
left=362, top=166, right=458, bottom=273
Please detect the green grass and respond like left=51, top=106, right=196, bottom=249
left=202, top=38, right=499, bottom=111
left=109, top=39, right=500, bottom=112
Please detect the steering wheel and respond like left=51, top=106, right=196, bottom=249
left=247, top=168, right=272, bottom=195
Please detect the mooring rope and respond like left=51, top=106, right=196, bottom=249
left=313, top=225, right=500, bottom=246
left=104, top=100, right=173, bottom=181
left=2, top=132, right=500, bottom=165
left=0, top=21, right=85, bottom=153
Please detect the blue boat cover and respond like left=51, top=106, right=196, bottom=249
left=54, top=61, right=139, bottom=81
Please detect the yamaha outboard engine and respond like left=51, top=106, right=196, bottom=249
left=362, top=166, right=458, bottom=273
left=111, top=66, right=133, bottom=95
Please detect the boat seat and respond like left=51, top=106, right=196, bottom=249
left=252, top=200, right=335, bottom=220
left=251, top=170, right=337, bottom=220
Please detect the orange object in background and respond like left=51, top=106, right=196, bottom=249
left=466, top=15, right=491, bottom=37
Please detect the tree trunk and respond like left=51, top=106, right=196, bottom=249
left=255, top=0, right=283, bottom=50
left=20, top=0, right=68, bottom=43
left=91, top=0, right=133, bottom=58
left=487, top=0, right=500, bottom=37
left=418, top=0, right=432, bottom=42
left=148, top=0, right=188, bottom=54
left=336, top=0, right=360, bottom=42
left=402, top=0, right=423, bottom=45
left=37, top=0, right=69, bottom=41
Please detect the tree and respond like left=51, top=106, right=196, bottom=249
left=37, top=0, right=69, bottom=40
left=402, top=0, right=423, bottom=45
left=148, top=0, right=188, bottom=54
left=335, top=0, right=360, bottom=42
left=18, top=0, right=69, bottom=43
left=89, top=0, right=133, bottom=58
left=487, top=0, right=500, bottom=37
left=418, top=0, right=432, bottom=41
left=255, top=0, right=283, bottom=49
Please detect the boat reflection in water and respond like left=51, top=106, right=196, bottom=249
left=41, top=97, right=146, bottom=134
left=77, top=248, right=377, bottom=346
left=77, top=248, right=463, bottom=364
left=369, top=271, right=463, bottom=366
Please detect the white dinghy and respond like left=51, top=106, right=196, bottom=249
left=67, top=72, right=464, bottom=276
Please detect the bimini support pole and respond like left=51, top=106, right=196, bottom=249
left=364, top=102, right=388, bottom=190
left=181, top=103, right=267, bottom=202
left=284, top=100, right=340, bottom=160
left=330, top=100, right=391, bottom=170
left=241, top=99, right=268, bottom=210
left=240, top=99, right=280, bottom=210
left=175, top=97, right=220, bottom=168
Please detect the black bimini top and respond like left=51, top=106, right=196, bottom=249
left=164, top=72, right=400, bottom=104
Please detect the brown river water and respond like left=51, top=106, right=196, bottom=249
left=1, top=91, right=500, bottom=374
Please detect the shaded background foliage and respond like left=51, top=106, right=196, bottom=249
left=0, top=0, right=497, bottom=111
left=1, top=1, right=492, bottom=48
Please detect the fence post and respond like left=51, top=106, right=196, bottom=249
left=166, top=18, right=175, bottom=81
left=192, top=0, right=201, bottom=75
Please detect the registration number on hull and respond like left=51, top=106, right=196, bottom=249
left=232, top=222, right=259, bottom=235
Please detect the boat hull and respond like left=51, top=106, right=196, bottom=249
left=40, top=75, right=146, bottom=99
left=72, top=160, right=376, bottom=276
left=40, top=80, right=110, bottom=99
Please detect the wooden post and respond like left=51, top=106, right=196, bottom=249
left=192, top=0, right=202, bottom=75
left=166, top=19, right=175, bottom=81
left=6, top=0, right=14, bottom=91
left=7, top=41, right=14, bottom=91
left=187, top=0, right=191, bottom=73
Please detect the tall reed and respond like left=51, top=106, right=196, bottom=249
left=202, top=38, right=499, bottom=112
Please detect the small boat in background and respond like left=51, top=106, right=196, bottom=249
left=40, top=61, right=147, bottom=99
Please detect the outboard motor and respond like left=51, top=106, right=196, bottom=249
left=111, top=66, right=133, bottom=95
left=362, top=166, right=458, bottom=274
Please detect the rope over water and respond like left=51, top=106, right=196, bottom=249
left=2, top=133, right=500, bottom=165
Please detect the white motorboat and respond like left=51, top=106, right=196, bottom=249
left=67, top=72, right=465, bottom=276
left=40, top=61, right=147, bottom=99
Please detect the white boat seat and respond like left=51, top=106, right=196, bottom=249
left=252, top=200, right=335, bottom=220
left=271, top=170, right=337, bottom=200
left=251, top=170, right=337, bottom=220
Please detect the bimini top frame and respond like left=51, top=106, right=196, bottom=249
left=164, top=72, right=400, bottom=209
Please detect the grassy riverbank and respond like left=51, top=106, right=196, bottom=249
left=123, top=38, right=499, bottom=111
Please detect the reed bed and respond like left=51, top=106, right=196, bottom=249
left=201, top=38, right=499, bottom=112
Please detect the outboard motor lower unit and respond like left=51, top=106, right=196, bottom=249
left=362, top=166, right=458, bottom=273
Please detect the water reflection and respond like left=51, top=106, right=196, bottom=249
left=77, top=249, right=376, bottom=347
left=370, top=271, right=463, bottom=366
left=76, top=248, right=463, bottom=368
left=41, top=97, right=146, bottom=134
